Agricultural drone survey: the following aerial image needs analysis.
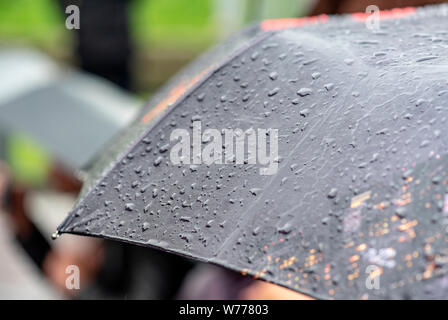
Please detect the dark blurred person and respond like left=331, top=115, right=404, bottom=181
left=59, top=0, right=133, bottom=90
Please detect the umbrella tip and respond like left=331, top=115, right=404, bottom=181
left=51, top=230, right=60, bottom=240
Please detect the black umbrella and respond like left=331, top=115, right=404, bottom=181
left=57, top=5, right=448, bottom=299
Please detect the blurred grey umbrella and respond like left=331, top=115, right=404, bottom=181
left=58, top=5, right=448, bottom=299
left=0, top=48, right=139, bottom=172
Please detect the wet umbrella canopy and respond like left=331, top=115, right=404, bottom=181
left=58, top=5, right=448, bottom=299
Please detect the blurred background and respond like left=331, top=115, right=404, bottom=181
left=0, top=0, right=312, bottom=95
left=0, top=0, right=445, bottom=300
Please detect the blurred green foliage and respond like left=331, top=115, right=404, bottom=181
left=0, top=0, right=309, bottom=50
left=0, top=0, right=66, bottom=47
left=131, top=0, right=214, bottom=48
left=0, top=0, right=215, bottom=49
left=6, top=134, right=50, bottom=186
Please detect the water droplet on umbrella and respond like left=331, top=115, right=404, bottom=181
left=300, top=109, right=310, bottom=117
left=154, top=156, right=163, bottom=166
left=196, top=93, right=205, bottom=102
left=311, top=72, right=321, bottom=79
left=344, top=58, right=354, bottom=65
left=328, top=188, right=338, bottom=199
left=250, top=188, right=262, bottom=196
left=269, top=72, right=278, bottom=80
left=251, top=51, right=259, bottom=61
left=416, top=99, right=426, bottom=107
left=297, top=88, right=312, bottom=97
left=252, top=227, right=260, bottom=236
left=125, top=203, right=135, bottom=211
left=159, top=144, right=169, bottom=153
left=142, top=222, right=150, bottom=231
left=324, top=83, right=334, bottom=91
left=268, top=87, right=280, bottom=96
left=395, top=207, right=407, bottom=218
